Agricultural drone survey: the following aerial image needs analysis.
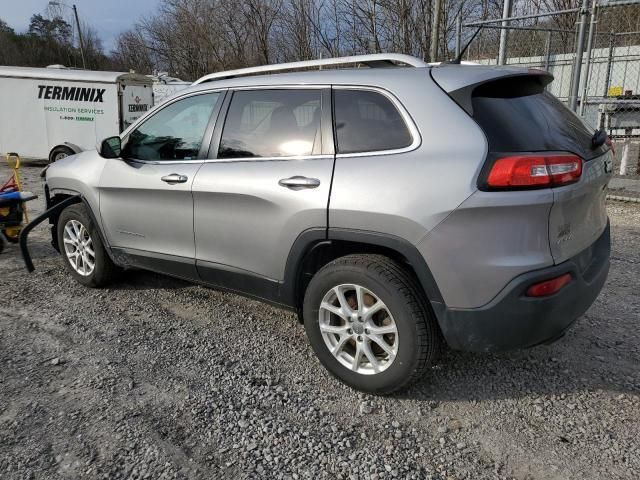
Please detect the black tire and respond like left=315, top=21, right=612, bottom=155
left=57, top=203, right=118, bottom=287
left=49, top=145, right=74, bottom=163
left=303, top=254, right=441, bottom=394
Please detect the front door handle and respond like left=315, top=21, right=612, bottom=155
left=161, top=173, right=188, bottom=184
left=278, top=176, right=321, bottom=189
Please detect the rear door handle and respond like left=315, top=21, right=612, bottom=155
left=161, top=173, right=188, bottom=184
left=278, top=176, right=321, bottom=189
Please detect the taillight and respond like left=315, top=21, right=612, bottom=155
left=486, top=154, right=582, bottom=189
left=526, top=273, right=572, bottom=297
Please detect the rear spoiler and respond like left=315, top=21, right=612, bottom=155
left=430, top=65, right=553, bottom=115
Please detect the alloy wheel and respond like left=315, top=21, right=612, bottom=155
left=318, top=284, right=398, bottom=375
left=62, top=219, right=95, bottom=276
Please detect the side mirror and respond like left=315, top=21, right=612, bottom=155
left=100, top=136, right=121, bottom=159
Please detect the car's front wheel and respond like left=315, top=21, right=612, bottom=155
left=303, top=254, right=441, bottom=394
left=57, top=204, right=118, bottom=287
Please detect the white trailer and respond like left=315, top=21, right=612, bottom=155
left=148, top=72, right=191, bottom=105
left=0, top=66, right=153, bottom=162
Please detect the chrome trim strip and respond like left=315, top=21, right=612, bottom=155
left=230, top=84, right=330, bottom=91
left=203, top=155, right=334, bottom=164
left=332, top=85, right=422, bottom=158
left=117, top=230, right=145, bottom=238
left=125, top=159, right=203, bottom=165
left=126, top=155, right=334, bottom=166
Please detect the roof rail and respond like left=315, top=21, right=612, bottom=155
left=192, top=53, right=428, bottom=85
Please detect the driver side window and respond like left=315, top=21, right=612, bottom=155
left=123, top=92, right=220, bottom=161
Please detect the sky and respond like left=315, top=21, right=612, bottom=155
left=0, top=0, right=161, bottom=52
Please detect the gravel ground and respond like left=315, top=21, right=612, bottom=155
left=1, top=162, right=639, bottom=480
left=609, top=177, right=640, bottom=201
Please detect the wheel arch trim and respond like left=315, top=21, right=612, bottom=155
left=20, top=192, right=120, bottom=272
left=282, top=227, right=446, bottom=321
left=327, top=228, right=445, bottom=305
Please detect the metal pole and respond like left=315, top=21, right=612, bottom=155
left=474, top=24, right=573, bottom=34
left=603, top=32, right=615, bottom=96
left=498, top=0, right=513, bottom=65
left=568, top=0, right=589, bottom=111
left=430, top=0, right=442, bottom=62
left=579, top=0, right=598, bottom=116
left=463, top=8, right=580, bottom=27
left=455, top=12, right=462, bottom=58
left=544, top=31, right=552, bottom=72
left=72, top=4, right=86, bottom=69
left=543, top=31, right=552, bottom=91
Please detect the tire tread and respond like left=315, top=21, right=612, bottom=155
left=312, top=253, right=441, bottom=394
left=58, top=203, right=118, bottom=288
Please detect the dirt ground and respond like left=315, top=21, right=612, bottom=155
left=1, top=161, right=639, bottom=480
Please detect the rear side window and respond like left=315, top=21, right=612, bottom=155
left=333, top=89, right=413, bottom=154
left=472, top=77, right=606, bottom=160
left=219, top=89, right=321, bottom=158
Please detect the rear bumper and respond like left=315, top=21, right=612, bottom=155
left=437, top=221, right=610, bottom=352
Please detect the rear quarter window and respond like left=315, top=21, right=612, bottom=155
left=333, top=89, right=413, bottom=154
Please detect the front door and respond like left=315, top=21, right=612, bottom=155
left=99, top=91, right=223, bottom=278
left=192, top=88, right=334, bottom=294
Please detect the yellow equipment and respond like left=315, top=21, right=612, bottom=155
left=0, top=153, right=30, bottom=244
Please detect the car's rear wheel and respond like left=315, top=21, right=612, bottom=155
left=303, top=254, right=441, bottom=394
left=57, top=204, right=118, bottom=287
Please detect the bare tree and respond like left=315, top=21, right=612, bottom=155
left=112, top=0, right=607, bottom=79
left=245, top=0, right=283, bottom=64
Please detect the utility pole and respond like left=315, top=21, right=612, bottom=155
left=498, top=0, right=513, bottom=65
left=72, top=4, right=86, bottom=69
left=430, top=0, right=442, bottom=62
left=49, top=1, right=86, bottom=69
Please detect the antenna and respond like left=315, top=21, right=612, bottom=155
left=447, top=27, right=482, bottom=65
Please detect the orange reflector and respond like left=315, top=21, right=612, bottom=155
left=526, top=273, right=572, bottom=297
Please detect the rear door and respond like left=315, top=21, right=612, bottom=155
left=468, top=75, right=613, bottom=264
left=192, top=87, right=333, bottom=287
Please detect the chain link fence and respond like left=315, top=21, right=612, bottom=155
left=460, top=0, right=640, bottom=175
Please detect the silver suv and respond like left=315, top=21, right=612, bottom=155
left=30, top=54, right=612, bottom=394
